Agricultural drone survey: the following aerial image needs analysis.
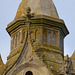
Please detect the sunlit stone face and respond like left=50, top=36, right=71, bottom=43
left=15, top=0, right=59, bottom=19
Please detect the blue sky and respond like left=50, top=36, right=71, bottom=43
left=0, top=0, right=75, bottom=64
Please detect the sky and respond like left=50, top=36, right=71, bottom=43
left=0, top=0, right=75, bottom=64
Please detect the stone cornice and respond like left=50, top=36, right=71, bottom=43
left=6, top=15, right=69, bottom=37
left=31, top=15, right=69, bottom=37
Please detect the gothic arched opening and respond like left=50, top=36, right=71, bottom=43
left=25, top=71, right=33, bottom=75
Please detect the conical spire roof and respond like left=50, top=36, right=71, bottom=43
left=15, top=0, right=59, bottom=19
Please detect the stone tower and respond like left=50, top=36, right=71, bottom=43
left=3, top=0, right=69, bottom=75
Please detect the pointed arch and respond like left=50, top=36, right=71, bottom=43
left=52, top=32, right=56, bottom=45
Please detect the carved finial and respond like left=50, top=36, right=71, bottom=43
left=26, top=7, right=34, bottom=20
left=26, top=7, right=31, bottom=14
left=26, top=7, right=31, bottom=20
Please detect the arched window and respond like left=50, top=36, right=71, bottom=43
left=47, top=31, right=52, bottom=44
left=25, top=71, right=33, bottom=75
left=15, top=34, right=17, bottom=47
left=11, top=37, right=13, bottom=50
left=22, top=30, right=25, bottom=43
left=13, top=36, right=15, bottom=49
left=43, top=30, right=47, bottom=42
left=52, top=32, right=56, bottom=45
left=17, top=31, right=20, bottom=45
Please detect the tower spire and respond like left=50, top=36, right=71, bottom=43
left=15, top=0, right=59, bottom=19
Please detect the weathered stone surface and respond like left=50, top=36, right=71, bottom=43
left=5, top=13, right=69, bottom=75
left=15, top=0, right=59, bottom=19
left=2, top=0, right=72, bottom=75
left=71, top=51, right=75, bottom=72
left=4, top=31, right=52, bottom=75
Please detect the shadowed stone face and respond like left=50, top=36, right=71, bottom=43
left=15, top=0, right=59, bottom=19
